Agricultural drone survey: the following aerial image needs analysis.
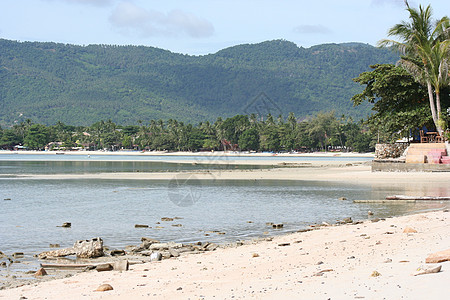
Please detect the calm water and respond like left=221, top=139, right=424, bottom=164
left=0, top=154, right=446, bottom=280
left=0, top=153, right=372, bottom=175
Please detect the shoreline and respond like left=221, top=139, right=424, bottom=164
left=0, top=149, right=375, bottom=158
left=1, top=209, right=449, bottom=299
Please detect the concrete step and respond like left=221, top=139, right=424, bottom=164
left=405, top=154, right=426, bottom=164
left=406, top=143, right=448, bottom=164
left=409, top=143, right=446, bottom=149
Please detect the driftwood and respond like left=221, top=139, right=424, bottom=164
left=38, top=237, right=104, bottom=259
left=41, top=260, right=131, bottom=272
left=354, top=200, right=416, bottom=203
left=385, top=195, right=450, bottom=201
left=41, top=260, right=141, bottom=269
left=40, top=263, right=93, bottom=269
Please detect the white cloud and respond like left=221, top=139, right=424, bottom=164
left=370, top=0, right=408, bottom=7
left=109, top=2, right=214, bottom=38
left=42, top=0, right=114, bottom=7
left=293, top=24, right=332, bottom=35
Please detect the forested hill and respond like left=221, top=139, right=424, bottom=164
left=0, top=39, right=398, bottom=126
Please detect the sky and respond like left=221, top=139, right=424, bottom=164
left=0, top=0, right=449, bottom=55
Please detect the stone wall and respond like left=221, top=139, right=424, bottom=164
left=375, top=143, right=409, bottom=159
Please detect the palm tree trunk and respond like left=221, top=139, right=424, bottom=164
left=427, top=82, right=439, bottom=131
left=436, top=91, right=443, bottom=135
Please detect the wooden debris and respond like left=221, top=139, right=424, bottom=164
left=386, top=195, right=450, bottom=201
left=413, top=265, right=441, bottom=276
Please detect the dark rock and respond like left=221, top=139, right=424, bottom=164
left=4, top=198, right=11, bottom=201
left=205, top=243, right=218, bottom=251
left=161, top=217, right=174, bottom=222
left=135, top=224, right=149, bottom=228
left=83, top=265, right=96, bottom=271
left=12, top=252, right=24, bottom=258
left=110, top=249, right=126, bottom=256
left=96, top=263, right=113, bottom=272
left=0, top=251, right=5, bottom=258
left=61, top=222, right=71, bottom=228
left=49, top=244, right=60, bottom=248
left=272, top=223, right=284, bottom=229
left=343, top=217, right=353, bottom=224
left=0, top=262, right=6, bottom=267
left=278, top=243, right=291, bottom=247
left=371, top=218, right=380, bottom=223
left=338, top=197, right=347, bottom=201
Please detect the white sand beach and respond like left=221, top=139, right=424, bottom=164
left=1, top=209, right=449, bottom=300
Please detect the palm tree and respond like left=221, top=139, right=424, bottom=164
left=378, top=1, right=450, bottom=134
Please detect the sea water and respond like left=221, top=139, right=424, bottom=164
left=0, top=154, right=446, bottom=273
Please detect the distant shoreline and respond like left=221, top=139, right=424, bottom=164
left=0, top=149, right=374, bottom=158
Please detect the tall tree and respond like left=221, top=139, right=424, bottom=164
left=378, top=1, right=450, bottom=134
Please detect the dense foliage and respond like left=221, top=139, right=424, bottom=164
left=0, top=39, right=398, bottom=126
left=378, top=3, right=450, bottom=135
left=0, top=113, right=373, bottom=153
left=352, top=64, right=449, bottom=142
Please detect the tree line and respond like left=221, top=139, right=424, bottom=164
left=0, top=112, right=373, bottom=153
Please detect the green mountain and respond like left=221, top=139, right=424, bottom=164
left=0, top=39, right=398, bottom=126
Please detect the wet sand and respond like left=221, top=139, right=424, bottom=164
left=15, top=163, right=450, bottom=198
